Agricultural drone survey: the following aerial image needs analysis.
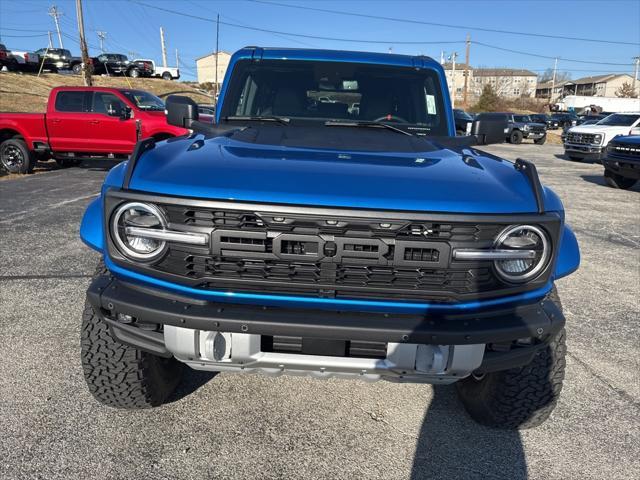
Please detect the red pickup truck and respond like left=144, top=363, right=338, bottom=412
left=0, top=87, right=189, bottom=173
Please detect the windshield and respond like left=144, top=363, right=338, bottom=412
left=597, top=114, right=640, bottom=126
left=220, top=59, right=448, bottom=135
left=454, top=109, right=473, bottom=121
left=514, top=115, right=531, bottom=122
left=121, top=90, right=165, bottom=111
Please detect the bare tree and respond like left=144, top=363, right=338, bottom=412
left=615, top=81, right=639, bottom=98
left=538, top=68, right=571, bottom=83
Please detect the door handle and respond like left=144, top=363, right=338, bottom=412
left=89, top=120, right=100, bottom=124
left=51, top=119, right=61, bottom=124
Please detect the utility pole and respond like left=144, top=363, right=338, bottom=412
left=48, top=5, right=64, bottom=49
left=550, top=57, right=558, bottom=105
left=48, top=31, right=54, bottom=49
left=160, top=27, right=168, bottom=68
left=75, top=0, right=91, bottom=86
left=214, top=14, right=220, bottom=100
left=633, top=56, right=640, bottom=97
left=463, top=34, right=471, bottom=109
left=449, top=52, right=458, bottom=109
left=96, top=31, right=107, bottom=53
left=175, top=48, right=179, bottom=68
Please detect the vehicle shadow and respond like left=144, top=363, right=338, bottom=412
left=553, top=154, right=600, bottom=164
left=410, top=385, right=527, bottom=480
left=167, top=369, right=218, bottom=404
left=581, top=174, right=640, bottom=192
left=32, top=158, right=122, bottom=173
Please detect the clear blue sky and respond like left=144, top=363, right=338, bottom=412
left=1, top=0, right=638, bottom=82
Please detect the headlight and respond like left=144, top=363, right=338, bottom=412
left=111, top=202, right=167, bottom=261
left=493, top=225, right=550, bottom=283
left=593, top=134, right=603, bottom=144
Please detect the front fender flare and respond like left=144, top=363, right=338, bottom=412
left=80, top=196, right=104, bottom=253
left=554, top=224, right=580, bottom=279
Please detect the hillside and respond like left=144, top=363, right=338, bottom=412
left=0, top=72, right=214, bottom=112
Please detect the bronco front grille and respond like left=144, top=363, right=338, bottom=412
left=608, top=142, right=640, bottom=159
left=106, top=192, right=560, bottom=303
left=567, top=132, right=597, bottom=145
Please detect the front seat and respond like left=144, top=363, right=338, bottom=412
left=272, top=88, right=304, bottom=117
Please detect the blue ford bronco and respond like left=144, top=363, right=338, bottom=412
left=80, top=47, right=580, bottom=429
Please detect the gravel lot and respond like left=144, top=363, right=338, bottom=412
left=1, top=144, right=638, bottom=480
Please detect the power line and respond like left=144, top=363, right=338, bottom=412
left=0, top=32, right=49, bottom=38
left=473, top=41, right=633, bottom=66
left=130, top=1, right=464, bottom=45
left=249, top=0, right=639, bottom=46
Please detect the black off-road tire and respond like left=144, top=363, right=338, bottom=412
left=81, top=261, right=184, bottom=408
left=162, top=71, right=172, bottom=81
left=0, top=138, right=35, bottom=174
left=509, top=130, right=523, bottom=144
left=534, top=135, right=547, bottom=145
left=456, top=289, right=566, bottom=429
left=604, top=169, right=637, bottom=190
left=72, top=63, right=82, bottom=75
left=128, top=67, right=140, bottom=78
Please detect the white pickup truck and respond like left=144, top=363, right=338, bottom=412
left=9, top=49, right=40, bottom=72
left=564, top=112, right=640, bottom=161
left=133, top=59, right=179, bottom=80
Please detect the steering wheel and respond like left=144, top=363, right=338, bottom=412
left=373, top=115, right=408, bottom=123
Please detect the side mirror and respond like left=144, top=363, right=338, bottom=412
left=471, top=116, right=508, bottom=145
left=166, top=95, right=199, bottom=128
left=106, top=103, right=123, bottom=118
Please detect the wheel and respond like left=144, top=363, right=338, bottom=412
left=72, top=63, right=82, bottom=75
left=0, top=138, right=35, bottom=174
left=456, top=289, right=566, bottom=429
left=81, top=261, right=184, bottom=408
left=509, top=130, right=523, bottom=144
left=128, top=67, right=140, bottom=78
left=55, top=158, right=81, bottom=168
left=604, top=169, right=637, bottom=190
left=162, top=72, right=172, bottom=81
left=534, top=135, right=547, bottom=145
left=567, top=155, right=583, bottom=162
left=50, top=66, right=58, bottom=74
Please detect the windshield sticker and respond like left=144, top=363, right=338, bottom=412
left=426, top=95, right=436, bottom=114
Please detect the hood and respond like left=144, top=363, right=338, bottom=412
left=569, top=124, right=605, bottom=133
left=127, top=133, right=540, bottom=214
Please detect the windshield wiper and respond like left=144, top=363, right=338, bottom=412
left=324, top=120, right=412, bottom=136
left=224, top=115, right=290, bottom=125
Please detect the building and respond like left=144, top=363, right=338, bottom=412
left=442, top=64, right=538, bottom=100
left=442, top=62, right=473, bottom=102
left=195, top=51, right=232, bottom=85
left=535, top=74, right=635, bottom=100
left=472, top=68, right=538, bottom=98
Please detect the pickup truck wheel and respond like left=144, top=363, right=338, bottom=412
left=604, top=169, right=637, bottom=189
left=0, top=138, right=35, bottom=174
left=128, top=68, right=140, bottom=78
left=162, top=72, right=172, bottom=80
left=81, top=261, right=184, bottom=408
left=509, top=130, right=523, bottom=144
left=456, top=325, right=566, bottom=429
left=534, top=135, right=547, bottom=145
left=72, top=64, right=82, bottom=75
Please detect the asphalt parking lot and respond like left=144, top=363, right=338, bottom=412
left=1, top=143, right=638, bottom=480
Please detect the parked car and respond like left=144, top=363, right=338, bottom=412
left=602, top=135, right=640, bottom=189
left=78, top=47, right=580, bottom=430
left=33, top=48, right=81, bottom=73
left=453, top=108, right=474, bottom=135
left=0, top=43, right=19, bottom=71
left=530, top=113, right=559, bottom=130
left=474, top=112, right=546, bottom=144
left=0, top=87, right=189, bottom=173
left=564, top=112, right=640, bottom=161
left=132, top=58, right=180, bottom=80
left=9, top=49, right=40, bottom=72
left=91, top=54, right=153, bottom=77
left=551, top=113, right=578, bottom=129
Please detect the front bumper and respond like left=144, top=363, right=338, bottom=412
left=87, top=274, right=565, bottom=381
left=603, top=156, right=640, bottom=180
left=564, top=143, right=604, bottom=159
left=524, top=131, right=546, bottom=139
